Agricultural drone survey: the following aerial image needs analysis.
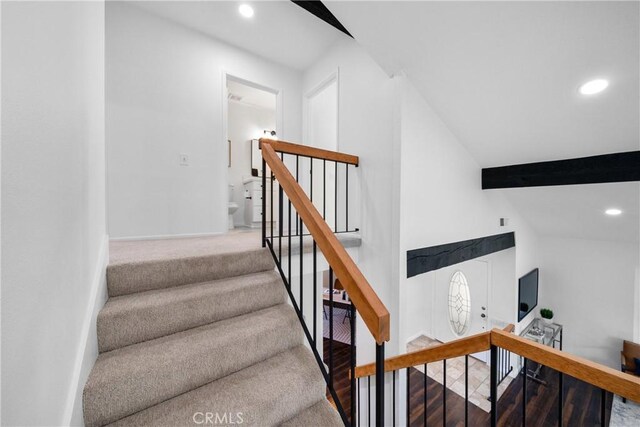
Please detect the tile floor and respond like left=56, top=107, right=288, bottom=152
left=407, top=335, right=514, bottom=413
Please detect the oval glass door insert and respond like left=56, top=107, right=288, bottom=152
left=448, top=271, right=471, bottom=336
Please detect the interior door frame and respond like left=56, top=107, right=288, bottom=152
left=221, top=71, right=283, bottom=206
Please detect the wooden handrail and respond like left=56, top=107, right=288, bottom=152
left=354, top=324, right=639, bottom=402
left=502, top=324, right=515, bottom=333
left=260, top=138, right=359, bottom=165
left=491, top=329, right=640, bottom=402
left=355, top=331, right=491, bottom=378
left=355, top=324, right=515, bottom=378
left=261, top=140, right=389, bottom=343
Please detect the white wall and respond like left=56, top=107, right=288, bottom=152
left=227, top=101, right=275, bottom=226
left=1, top=2, right=107, bottom=425
left=537, top=237, right=639, bottom=367
left=106, top=3, right=302, bottom=238
left=303, top=38, right=400, bottom=362
left=396, top=77, right=539, bottom=349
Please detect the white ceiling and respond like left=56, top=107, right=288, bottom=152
left=501, top=183, right=639, bottom=243
left=327, top=1, right=640, bottom=244
left=131, top=0, right=343, bottom=70
left=227, top=79, right=276, bottom=110
left=327, top=1, right=639, bottom=167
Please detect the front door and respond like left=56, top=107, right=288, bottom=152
left=434, top=259, right=489, bottom=362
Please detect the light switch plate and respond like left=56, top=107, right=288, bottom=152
left=179, top=153, right=189, bottom=166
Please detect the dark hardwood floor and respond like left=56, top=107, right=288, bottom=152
left=323, top=342, right=613, bottom=427
left=323, top=338, right=354, bottom=423
left=407, top=366, right=490, bottom=427
left=495, top=360, right=613, bottom=427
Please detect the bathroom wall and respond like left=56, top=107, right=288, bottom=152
left=106, top=2, right=302, bottom=238
left=227, top=101, right=276, bottom=227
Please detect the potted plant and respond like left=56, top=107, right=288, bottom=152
left=540, top=308, right=554, bottom=325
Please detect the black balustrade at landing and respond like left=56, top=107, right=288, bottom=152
left=260, top=140, right=626, bottom=427
left=260, top=144, right=385, bottom=427
left=354, top=331, right=617, bottom=427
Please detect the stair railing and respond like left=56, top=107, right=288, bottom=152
left=259, top=138, right=390, bottom=427
left=355, top=324, right=640, bottom=426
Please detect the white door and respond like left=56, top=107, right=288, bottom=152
left=434, top=260, right=489, bottom=362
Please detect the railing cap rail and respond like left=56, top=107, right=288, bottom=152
left=260, top=140, right=389, bottom=343
left=355, top=325, right=640, bottom=402
left=354, top=330, right=493, bottom=378
left=260, top=138, right=359, bottom=166
left=491, top=328, right=640, bottom=402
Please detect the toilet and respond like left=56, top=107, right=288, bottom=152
left=228, top=184, right=239, bottom=230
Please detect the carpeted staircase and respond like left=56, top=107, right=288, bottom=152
left=83, top=236, right=342, bottom=426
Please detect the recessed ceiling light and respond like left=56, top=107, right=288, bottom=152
left=605, top=208, right=622, bottom=216
left=238, top=4, right=254, bottom=18
left=579, top=79, right=609, bottom=95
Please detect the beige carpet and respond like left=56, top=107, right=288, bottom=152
left=83, top=232, right=342, bottom=426
left=110, top=230, right=262, bottom=264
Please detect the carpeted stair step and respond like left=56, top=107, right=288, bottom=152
left=83, top=304, right=302, bottom=427
left=280, top=399, right=344, bottom=426
left=106, top=247, right=275, bottom=297
left=106, top=345, right=326, bottom=427
left=97, top=270, right=285, bottom=352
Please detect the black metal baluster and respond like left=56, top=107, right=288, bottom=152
left=503, top=349, right=507, bottom=383
left=368, top=376, right=371, bottom=427
left=288, top=189, right=291, bottom=286
left=490, top=345, right=498, bottom=427
left=465, top=355, right=469, bottom=427
left=600, top=389, right=606, bottom=427
left=313, top=241, right=317, bottom=344
left=323, top=159, right=326, bottom=220
left=423, top=363, right=427, bottom=427
left=443, top=359, right=447, bottom=427
left=522, top=358, right=527, bottom=427
left=262, top=159, right=266, bottom=247
left=270, top=170, right=273, bottom=246
left=407, top=368, right=411, bottom=426
left=295, top=155, right=299, bottom=236
left=334, top=161, right=338, bottom=232
left=278, top=184, right=283, bottom=264
left=393, top=370, right=396, bottom=427
left=345, top=164, right=349, bottom=232
left=375, top=343, right=385, bottom=427
left=310, top=158, right=315, bottom=344
left=299, top=217, right=303, bottom=318
left=350, top=306, right=357, bottom=426
left=329, top=268, right=334, bottom=389
left=558, top=371, right=563, bottom=427
left=358, top=377, right=361, bottom=427
left=280, top=153, right=284, bottom=265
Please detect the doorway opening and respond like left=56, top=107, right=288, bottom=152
left=225, top=77, right=277, bottom=230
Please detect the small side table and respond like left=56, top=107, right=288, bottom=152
left=519, top=318, right=563, bottom=384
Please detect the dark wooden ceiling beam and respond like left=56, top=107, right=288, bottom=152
left=291, top=1, right=353, bottom=38
left=482, top=151, right=640, bottom=189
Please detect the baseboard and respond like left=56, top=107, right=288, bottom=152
left=62, top=234, right=109, bottom=426
left=110, top=231, right=224, bottom=241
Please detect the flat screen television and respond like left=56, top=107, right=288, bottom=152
left=518, top=268, right=539, bottom=321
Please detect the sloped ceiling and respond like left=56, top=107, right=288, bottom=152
left=327, top=1, right=639, bottom=243
left=131, top=1, right=344, bottom=70
left=327, top=1, right=639, bottom=167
